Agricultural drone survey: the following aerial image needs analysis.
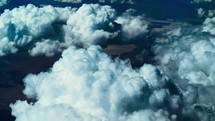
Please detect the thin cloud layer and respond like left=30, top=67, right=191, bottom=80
left=0, top=4, right=148, bottom=56
left=193, top=0, right=213, bottom=3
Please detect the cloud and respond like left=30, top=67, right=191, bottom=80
left=0, top=4, right=148, bottom=56
left=197, top=8, right=215, bottom=18
left=197, top=8, right=205, bottom=17
left=53, top=0, right=135, bottom=4
left=0, top=0, right=8, bottom=7
left=29, top=39, right=61, bottom=57
left=62, top=4, right=118, bottom=47
left=10, top=45, right=191, bottom=121
left=99, top=0, right=135, bottom=4
left=192, top=0, right=213, bottom=3
left=153, top=18, right=215, bottom=120
left=54, top=0, right=82, bottom=3
left=0, top=4, right=75, bottom=56
left=115, top=9, right=148, bottom=41
left=203, top=16, right=215, bottom=35
left=154, top=27, right=215, bottom=86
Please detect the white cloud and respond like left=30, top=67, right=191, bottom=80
left=11, top=45, right=183, bottom=121
left=197, top=8, right=205, bottom=17
left=0, top=4, right=75, bottom=56
left=0, top=37, right=17, bottom=56
left=153, top=22, right=215, bottom=120
left=29, top=39, right=61, bottom=57
left=99, top=0, right=135, bottom=4
left=116, top=10, right=148, bottom=41
left=193, top=0, right=213, bottom=3
left=197, top=8, right=215, bottom=18
left=0, top=0, right=8, bottom=7
left=0, top=4, right=148, bottom=56
left=54, top=0, right=82, bottom=3
left=62, top=4, right=118, bottom=47
left=53, top=0, right=136, bottom=4
left=154, top=27, right=215, bottom=86
left=203, top=16, right=215, bottom=35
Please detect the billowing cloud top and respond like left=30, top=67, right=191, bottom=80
left=6, top=1, right=215, bottom=121
left=11, top=45, right=190, bottom=121
left=0, top=4, right=148, bottom=56
left=0, top=0, right=8, bottom=7
left=153, top=18, right=215, bottom=120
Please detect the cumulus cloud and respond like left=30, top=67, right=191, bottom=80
left=29, top=39, right=61, bottom=57
left=115, top=10, right=148, bottom=41
left=154, top=27, right=215, bottom=86
left=197, top=8, right=215, bottom=18
left=0, top=0, right=8, bottom=7
left=203, top=16, right=215, bottom=35
left=10, top=45, right=193, bottom=121
left=153, top=18, right=215, bottom=120
left=62, top=4, right=118, bottom=47
left=0, top=4, right=148, bottom=56
left=197, top=8, right=205, bottom=17
left=0, top=4, right=75, bottom=56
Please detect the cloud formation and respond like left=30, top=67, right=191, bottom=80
left=54, top=0, right=82, bottom=3
left=0, top=4, right=75, bottom=56
left=197, top=8, right=215, bottom=18
left=0, top=4, right=148, bottom=56
left=153, top=18, right=215, bottom=120
left=99, top=0, right=135, bottom=4
left=203, top=16, right=215, bottom=35
left=0, top=0, right=8, bottom=7
left=7, top=3, right=215, bottom=121
left=53, top=0, right=135, bottom=4
left=11, top=45, right=190, bottom=121
left=193, top=0, right=213, bottom=3
left=154, top=27, right=215, bottom=86
left=115, top=10, right=148, bottom=41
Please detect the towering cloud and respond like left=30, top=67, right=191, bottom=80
left=10, top=45, right=192, bottom=121
left=62, top=4, right=117, bottom=47
left=7, top=2, right=215, bottom=121
left=0, top=4, right=75, bottom=56
left=0, top=4, right=148, bottom=56
left=153, top=16, right=215, bottom=120
left=115, top=10, right=148, bottom=41
left=12, top=42, right=215, bottom=121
